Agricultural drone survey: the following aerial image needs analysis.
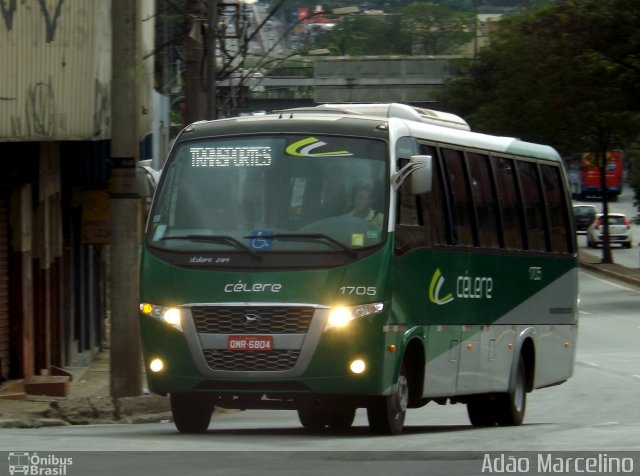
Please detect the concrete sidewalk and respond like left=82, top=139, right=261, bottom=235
left=0, top=352, right=172, bottom=428
left=1, top=250, right=638, bottom=429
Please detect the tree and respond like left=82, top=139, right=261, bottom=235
left=317, top=15, right=412, bottom=55
left=315, top=3, right=474, bottom=56
left=438, top=0, right=640, bottom=263
left=398, top=2, right=475, bottom=55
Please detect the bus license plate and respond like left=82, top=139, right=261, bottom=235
left=227, top=335, right=273, bottom=351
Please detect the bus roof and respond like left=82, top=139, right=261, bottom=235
left=181, top=103, right=561, bottom=163
left=281, top=103, right=471, bottom=131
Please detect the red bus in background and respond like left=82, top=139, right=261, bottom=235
left=568, top=151, right=624, bottom=200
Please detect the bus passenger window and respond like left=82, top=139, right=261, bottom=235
left=442, top=148, right=474, bottom=246
left=468, top=152, right=499, bottom=248
left=493, top=157, right=524, bottom=250
left=517, top=161, right=548, bottom=252
left=541, top=164, right=571, bottom=253
left=418, top=144, right=448, bottom=246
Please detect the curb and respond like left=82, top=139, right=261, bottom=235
left=578, top=251, right=640, bottom=288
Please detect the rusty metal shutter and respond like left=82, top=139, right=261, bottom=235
left=0, top=195, right=9, bottom=381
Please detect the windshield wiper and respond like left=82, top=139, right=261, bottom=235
left=160, top=234, right=259, bottom=259
left=243, top=233, right=357, bottom=257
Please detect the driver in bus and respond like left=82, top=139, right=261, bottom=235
left=346, top=183, right=384, bottom=232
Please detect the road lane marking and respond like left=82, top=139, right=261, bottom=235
left=576, top=360, right=599, bottom=368
left=580, top=269, right=640, bottom=293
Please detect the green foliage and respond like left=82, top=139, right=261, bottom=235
left=398, top=2, right=475, bottom=55
left=316, top=15, right=412, bottom=55
left=315, top=2, right=474, bottom=56
left=438, top=0, right=640, bottom=156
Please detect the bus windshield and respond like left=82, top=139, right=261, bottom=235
left=148, top=134, right=387, bottom=253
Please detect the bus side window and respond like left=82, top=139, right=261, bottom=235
left=541, top=164, right=572, bottom=253
left=442, top=148, right=474, bottom=247
left=395, top=144, right=449, bottom=254
left=467, top=152, right=500, bottom=248
left=418, top=144, right=448, bottom=246
left=517, top=161, right=548, bottom=252
left=395, top=165, right=424, bottom=254
left=494, top=157, right=524, bottom=250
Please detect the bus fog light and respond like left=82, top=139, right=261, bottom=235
left=149, top=358, right=164, bottom=373
left=350, top=359, right=366, bottom=374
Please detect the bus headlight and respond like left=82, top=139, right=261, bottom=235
left=325, top=303, right=384, bottom=332
left=140, top=303, right=183, bottom=332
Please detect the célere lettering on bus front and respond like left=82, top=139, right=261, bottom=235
left=224, top=280, right=282, bottom=293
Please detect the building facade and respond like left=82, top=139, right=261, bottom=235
left=0, top=1, right=154, bottom=385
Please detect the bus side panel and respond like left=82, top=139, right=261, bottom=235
left=392, top=247, right=577, bottom=398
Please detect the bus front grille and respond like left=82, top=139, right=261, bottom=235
left=203, top=349, right=301, bottom=371
left=190, top=306, right=314, bottom=334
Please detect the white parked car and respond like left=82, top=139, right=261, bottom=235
left=586, top=212, right=632, bottom=248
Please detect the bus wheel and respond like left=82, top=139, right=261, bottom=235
left=467, top=397, right=498, bottom=427
left=170, top=393, right=214, bottom=433
left=367, top=364, right=408, bottom=435
left=298, top=404, right=356, bottom=431
left=328, top=406, right=356, bottom=431
left=495, top=357, right=527, bottom=426
left=298, top=407, right=328, bottom=430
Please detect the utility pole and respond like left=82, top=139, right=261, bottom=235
left=207, top=0, right=218, bottom=119
left=184, top=0, right=207, bottom=124
left=109, top=0, right=143, bottom=398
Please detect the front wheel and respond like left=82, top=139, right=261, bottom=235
left=367, top=364, right=408, bottom=435
left=170, top=393, right=214, bottom=433
left=298, top=402, right=356, bottom=431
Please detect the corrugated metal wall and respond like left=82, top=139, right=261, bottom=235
left=0, top=1, right=111, bottom=140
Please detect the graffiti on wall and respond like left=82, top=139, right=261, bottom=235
left=2, top=2, right=112, bottom=139
left=1, top=0, right=65, bottom=43
left=1, top=0, right=17, bottom=31
left=9, top=78, right=56, bottom=137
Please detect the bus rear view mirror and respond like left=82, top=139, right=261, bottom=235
left=391, top=155, right=432, bottom=194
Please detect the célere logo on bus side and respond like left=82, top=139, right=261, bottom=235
left=429, top=268, right=494, bottom=306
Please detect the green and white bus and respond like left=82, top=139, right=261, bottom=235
left=139, top=103, right=578, bottom=434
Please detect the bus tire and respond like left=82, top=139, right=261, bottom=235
left=367, top=364, right=408, bottom=435
left=298, top=404, right=356, bottom=431
left=170, top=393, right=214, bottom=433
left=467, top=397, right=498, bottom=427
left=328, top=405, right=356, bottom=431
left=495, top=357, right=527, bottom=426
left=298, top=407, right=326, bottom=430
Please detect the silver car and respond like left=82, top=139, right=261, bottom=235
left=586, top=212, right=632, bottom=248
